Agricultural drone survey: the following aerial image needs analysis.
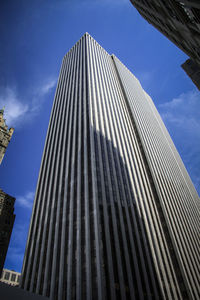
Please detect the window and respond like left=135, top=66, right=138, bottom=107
left=4, top=272, right=10, bottom=280
left=11, top=273, right=16, bottom=282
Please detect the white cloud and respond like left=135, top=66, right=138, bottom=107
left=0, top=88, right=29, bottom=127
left=137, top=70, right=155, bottom=89
left=0, top=78, right=56, bottom=128
left=160, top=96, right=182, bottom=109
left=158, top=89, right=200, bottom=195
left=160, top=89, right=199, bottom=109
left=38, top=78, right=57, bottom=96
left=159, top=90, right=200, bottom=134
left=17, top=191, right=35, bottom=209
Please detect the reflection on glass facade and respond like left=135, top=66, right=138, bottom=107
left=20, top=33, right=199, bottom=300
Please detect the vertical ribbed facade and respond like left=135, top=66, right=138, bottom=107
left=20, top=33, right=200, bottom=300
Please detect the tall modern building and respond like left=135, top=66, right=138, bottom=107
left=0, top=189, right=15, bottom=275
left=20, top=34, right=200, bottom=300
left=0, top=108, right=14, bottom=165
left=130, top=0, right=200, bottom=89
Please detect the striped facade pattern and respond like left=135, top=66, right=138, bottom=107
left=20, top=33, right=200, bottom=300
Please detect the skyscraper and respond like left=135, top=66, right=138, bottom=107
left=130, top=0, right=200, bottom=89
left=20, top=33, right=200, bottom=300
left=0, top=108, right=14, bottom=164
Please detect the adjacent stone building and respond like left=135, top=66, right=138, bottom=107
left=0, top=189, right=15, bottom=275
left=20, top=34, right=199, bottom=300
left=181, top=58, right=200, bottom=90
left=0, top=268, right=21, bottom=286
left=0, top=108, right=14, bottom=164
left=130, top=0, right=200, bottom=90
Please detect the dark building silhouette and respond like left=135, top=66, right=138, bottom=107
left=182, top=58, right=200, bottom=90
left=0, top=189, right=15, bottom=275
left=20, top=34, right=200, bottom=300
left=130, top=0, right=200, bottom=89
left=0, top=281, right=48, bottom=300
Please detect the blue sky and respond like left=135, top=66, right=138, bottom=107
left=0, top=0, right=199, bottom=273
